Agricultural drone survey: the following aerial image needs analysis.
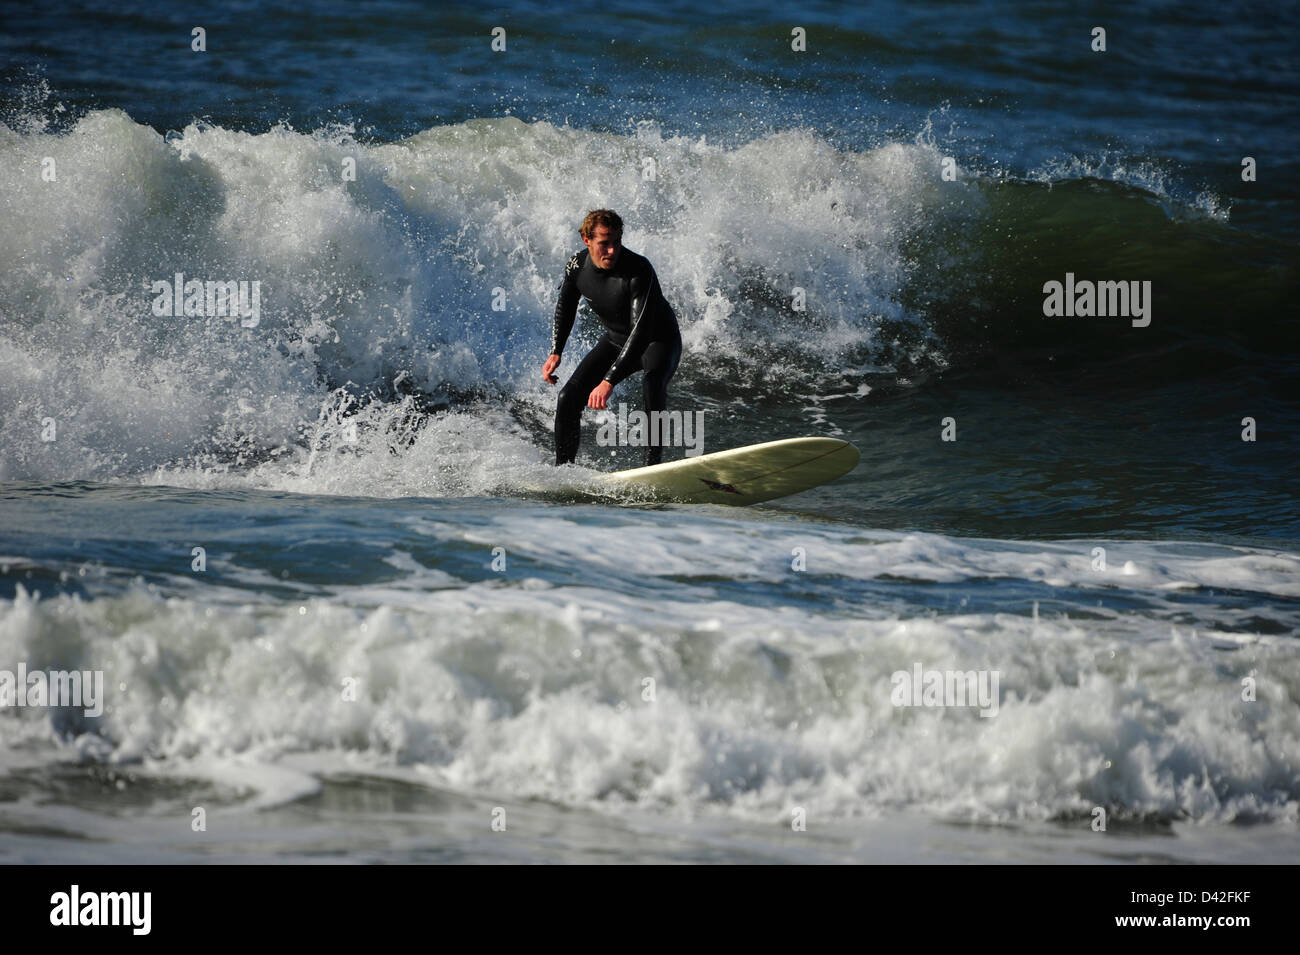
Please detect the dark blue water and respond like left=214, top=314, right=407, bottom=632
left=3, top=0, right=1296, bottom=542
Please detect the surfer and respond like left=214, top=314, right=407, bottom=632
left=543, top=209, right=682, bottom=467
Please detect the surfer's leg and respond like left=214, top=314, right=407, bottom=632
left=638, top=334, right=682, bottom=466
left=555, top=338, right=621, bottom=465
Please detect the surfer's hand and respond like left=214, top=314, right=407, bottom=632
left=588, top=380, right=613, bottom=409
left=542, top=353, right=561, bottom=384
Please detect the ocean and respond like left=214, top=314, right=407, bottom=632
left=0, top=0, right=1297, bottom=864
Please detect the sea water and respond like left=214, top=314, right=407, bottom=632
left=0, top=0, right=1297, bottom=862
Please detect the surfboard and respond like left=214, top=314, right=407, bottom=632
left=593, top=436, right=859, bottom=505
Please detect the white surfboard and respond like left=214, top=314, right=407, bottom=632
left=594, top=436, right=859, bottom=505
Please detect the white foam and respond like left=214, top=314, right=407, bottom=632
left=1, top=111, right=948, bottom=493
left=1, top=524, right=1296, bottom=827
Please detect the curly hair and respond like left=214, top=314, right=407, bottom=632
left=579, top=209, right=624, bottom=239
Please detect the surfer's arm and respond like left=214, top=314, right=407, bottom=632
left=604, top=265, right=658, bottom=383
left=550, top=251, right=584, bottom=356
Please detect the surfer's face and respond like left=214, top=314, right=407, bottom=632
left=583, top=226, right=621, bottom=269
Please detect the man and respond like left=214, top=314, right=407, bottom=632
left=543, top=209, right=682, bottom=467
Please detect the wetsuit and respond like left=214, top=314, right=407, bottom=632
left=551, top=247, right=682, bottom=466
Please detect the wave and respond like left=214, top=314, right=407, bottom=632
left=1, top=108, right=1291, bottom=487
left=2, top=536, right=1296, bottom=826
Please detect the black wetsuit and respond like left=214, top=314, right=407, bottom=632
left=551, top=247, right=682, bottom=466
